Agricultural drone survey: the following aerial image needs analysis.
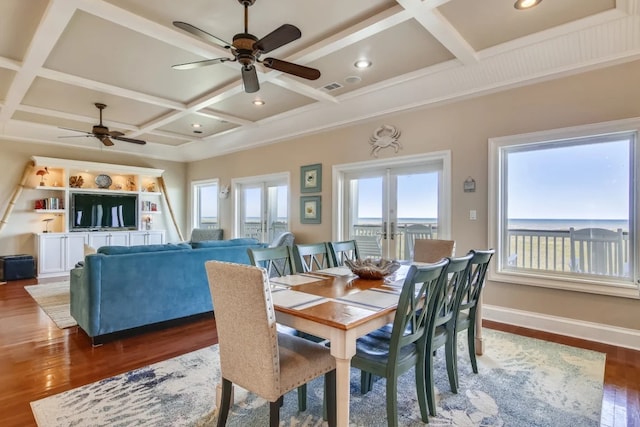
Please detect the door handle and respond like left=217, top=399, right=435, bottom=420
left=390, top=222, right=396, bottom=240
left=381, top=222, right=387, bottom=240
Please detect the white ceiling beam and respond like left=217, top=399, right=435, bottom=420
left=0, top=56, right=21, bottom=71
left=289, top=5, right=413, bottom=65
left=16, top=105, right=139, bottom=131
left=195, top=110, right=253, bottom=126
left=38, top=68, right=186, bottom=111
left=75, top=0, right=229, bottom=59
left=0, top=0, right=77, bottom=122
left=396, top=0, right=478, bottom=65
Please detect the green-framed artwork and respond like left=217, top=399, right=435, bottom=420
left=300, top=163, right=322, bottom=193
left=300, top=195, right=321, bottom=224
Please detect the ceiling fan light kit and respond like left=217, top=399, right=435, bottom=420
left=172, top=0, right=320, bottom=94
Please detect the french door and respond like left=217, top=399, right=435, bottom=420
left=233, top=173, right=289, bottom=243
left=335, top=153, right=450, bottom=260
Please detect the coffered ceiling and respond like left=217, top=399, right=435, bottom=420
left=0, top=0, right=638, bottom=162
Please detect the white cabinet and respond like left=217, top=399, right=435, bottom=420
left=36, top=232, right=87, bottom=277
left=129, top=231, right=165, bottom=246
left=88, top=231, right=129, bottom=249
left=35, top=230, right=167, bottom=278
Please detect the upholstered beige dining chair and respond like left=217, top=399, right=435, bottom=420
left=413, top=238, right=455, bottom=263
left=205, top=261, right=336, bottom=427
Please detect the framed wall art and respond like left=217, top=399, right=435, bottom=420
left=300, top=163, right=322, bottom=193
left=300, top=195, right=321, bottom=224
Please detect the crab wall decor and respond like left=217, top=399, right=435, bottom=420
left=369, top=124, right=402, bottom=157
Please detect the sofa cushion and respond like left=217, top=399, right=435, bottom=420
left=190, top=238, right=260, bottom=249
left=97, top=243, right=192, bottom=255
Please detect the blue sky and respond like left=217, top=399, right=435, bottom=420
left=356, top=173, right=439, bottom=219
left=507, top=139, right=629, bottom=220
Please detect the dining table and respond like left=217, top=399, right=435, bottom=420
left=270, top=265, right=409, bottom=427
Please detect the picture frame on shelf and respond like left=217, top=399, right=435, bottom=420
left=300, top=163, right=322, bottom=193
left=300, top=195, right=321, bottom=224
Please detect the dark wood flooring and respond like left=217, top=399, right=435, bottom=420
left=1, top=278, right=638, bottom=426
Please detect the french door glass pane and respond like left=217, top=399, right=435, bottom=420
left=242, top=186, right=262, bottom=240
left=346, top=169, right=440, bottom=260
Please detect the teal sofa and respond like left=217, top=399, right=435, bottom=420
left=70, top=238, right=265, bottom=342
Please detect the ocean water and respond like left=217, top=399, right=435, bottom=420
left=508, top=218, right=628, bottom=231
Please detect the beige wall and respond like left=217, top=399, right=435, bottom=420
left=189, top=60, right=640, bottom=331
left=0, top=141, right=187, bottom=255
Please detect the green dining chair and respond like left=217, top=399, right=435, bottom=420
left=454, top=249, right=494, bottom=377
left=351, top=259, right=449, bottom=427
left=424, top=253, right=473, bottom=416
left=248, top=246, right=296, bottom=277
left=292, top=242, right=331, bottom=272
left=327, top=239, right=361, bottom=267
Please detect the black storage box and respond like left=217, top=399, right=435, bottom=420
left=0, top=254, right=36, bottom=281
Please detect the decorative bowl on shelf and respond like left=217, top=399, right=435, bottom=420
left=344, top=258, right=401, bottom=280
left=95, top=174, right=112, bottom=189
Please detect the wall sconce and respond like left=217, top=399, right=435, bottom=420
left=464, top=177, right=476, bottom=193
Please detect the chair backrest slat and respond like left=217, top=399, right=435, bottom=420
left=388, top=259, right=449, bottom=364
left=457, top=249, right=494, bottom=313
left=328, top=240, right=361, bottom=267
left=248, top=246, right=295, bottom=277
left=430, top=254, right=473, bottom=329
left=293, top=242, right=331, bottom=272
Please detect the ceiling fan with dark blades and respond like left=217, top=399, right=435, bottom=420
left=172, top=0, right=320, bottom=93
left=58, top=103, right=146, bottom=147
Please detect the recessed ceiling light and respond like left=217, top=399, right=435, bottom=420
left=191, top=123, right=202, bottom=128
left=514, top=0, right=542, bottom=10
left=354, top=59, right=372, bottom=69
left=252, top=99, right=265, bottom=106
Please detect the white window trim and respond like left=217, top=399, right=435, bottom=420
left=332, top=151, right=452, bottom=241
left=190, top=178, right=219, bottom=232
left=231, top=172, right=290, bottom=239
left=488, top=117, right=640, bottom=299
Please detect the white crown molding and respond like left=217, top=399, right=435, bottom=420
left=484, top=304, right=640, bottom=351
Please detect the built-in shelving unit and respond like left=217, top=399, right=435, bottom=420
left=30, top=157, right=168, bottom=278
left=30, top=156, right=165, bottom=233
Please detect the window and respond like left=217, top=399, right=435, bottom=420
left=192, top=179, right=219, bottom=229
left=489, top=119, right=639, bottom=298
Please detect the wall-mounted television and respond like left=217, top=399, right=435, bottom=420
left=70, top=192, right=138, bottom=231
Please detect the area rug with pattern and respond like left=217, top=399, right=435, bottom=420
left=30, top=329, right=605, bottom=426
left=24, top=281, right=77, bottom=329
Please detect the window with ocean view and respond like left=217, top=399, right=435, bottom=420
left=490, top=121, right=639, bottom=297
left=192, top=180, right=219, bottom=229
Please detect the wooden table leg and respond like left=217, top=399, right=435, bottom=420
left=334, top=357, right=351, bottom=427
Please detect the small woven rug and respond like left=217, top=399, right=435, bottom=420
left=30, top=329, right=605, bottom=426
left=24, top=281, right=77, bottom=329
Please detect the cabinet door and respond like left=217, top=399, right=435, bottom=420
left=147, top=231, right=165, bottom=245
left=109, top=232, right=129, bottom=246
left=65, top=233, right=88, bottom=270
left=38, top=235, right=66, bottom=274
left=128, top=232, right=146, bottom=246
left=88, top=233, right=110, bottom=249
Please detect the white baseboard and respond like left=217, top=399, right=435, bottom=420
left=483, top=304, right=640, bottom=351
